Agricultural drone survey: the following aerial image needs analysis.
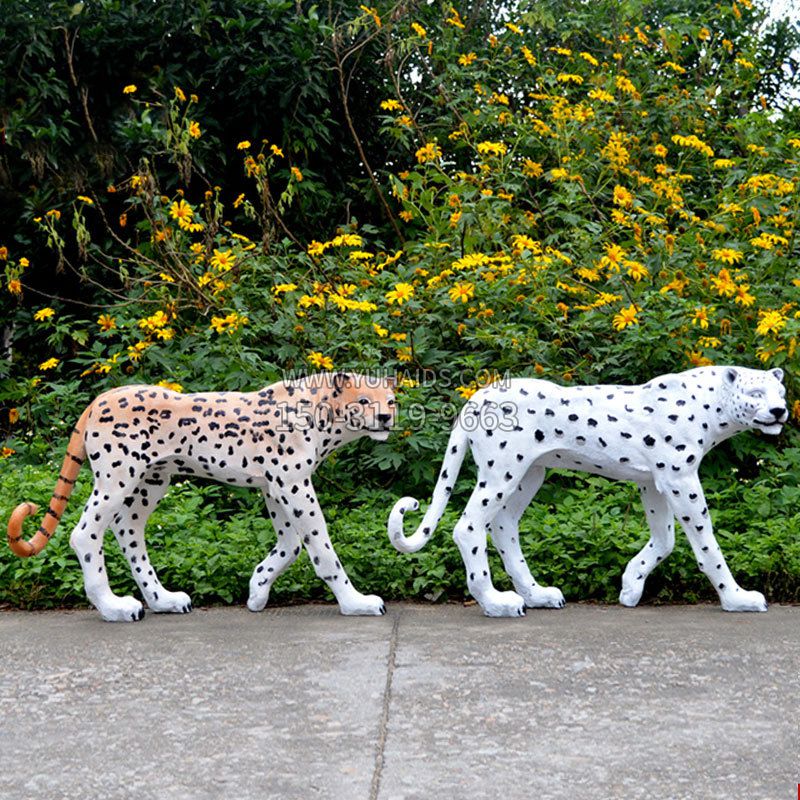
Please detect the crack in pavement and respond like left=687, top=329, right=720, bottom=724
left=369, top=609, right=401, bottom=800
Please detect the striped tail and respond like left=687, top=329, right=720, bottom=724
left=7, top=405, right=91, bottom=557
left=387, top=423, right=469, bottom=554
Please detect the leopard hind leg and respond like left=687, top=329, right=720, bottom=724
left=453, top=471, right=527, bottom=617
left=111, top=465, right=192, bottom=614
left=70, top=474, right=146, bottom=622
left=488, top=465, right=565, bottom=609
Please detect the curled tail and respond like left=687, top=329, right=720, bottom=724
left=7, top=405, right=91, bottom=558
left=388, top=423, right=469, bottom=553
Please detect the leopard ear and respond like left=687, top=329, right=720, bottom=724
left=772, top=368, right=784, bottom=383
left=386, top=374, right=398, bottom=389
left=724, top=368, right=738, bottom=385
left=332, top=372, right=352, bottom=392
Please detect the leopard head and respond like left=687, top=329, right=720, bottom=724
left=333, top=372, right=397, bottom=441
left=721, top=367, right=787, bottom=435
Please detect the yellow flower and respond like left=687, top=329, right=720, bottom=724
left=174, top=86, right=186, bottom=102
left=9, top=407, right=19, bottom=424
left=588, top=88, right=615, bottom=103
left=380, top=99, right=402, bottom=111
left=39, top=357, right=59, bottom=370
left=612, top=304, right=638, bottom=331
left=448, top=282, right=475, bottom=303
left=691, top=306, right=713, bottom=329
left=373, top=323, right=388, bottom=337
left=386, top=282, right=415, bottom=305
left=210, top=312, right=248, bottom=335
left=615, top=75, right=640, bottom=98
left=237, top=140, right=251, bottom=150
left=624, top=260, right=649, bottom=282
left=733, top=284, right=755, bottom=306
left=157, top=380, right=184, bottom=393
left=7, top=279, right=22, bottom=295
left=396, top=347, right=413, bottom=362
left=271, top=144, right=284, bottom=158
left=653, top=144, right=668, bottom=158
left=710, top=269, right=737, bottom=297
left=307, top=351, right=334, bottom=370
left=477, top=141, right=508, bottom=157
left=329, top=233, right=364, bottom=248
left=122, top=84, right=137, bottom=94
left=600, top=242, right=626, bottom=272
left=1, top=446, right=15, bottom=459
left=687, top=351, right=714, bottom=367
left=446, top=7, right=465, bottom=28
left=188, top=121, right=201, bottom=139
left=613, top=185, right=634, bottom=208
left=272, top=283, right=298, bottom=294
left=459, top=52, right=477, bottom=66
left=77, top=195, right=94, bottom=205
left=139, top=310, right=170, bottom=331
left=755, top=309, right=786, bottom=336
left=97, top=314, right=116, bottom=331
left=411, top=22, right=427, bottom=37
left=169, top=199, right=194, bottom=227
left=210, top=249, right=236, bottom=271
left=291, top=166, right=303, bottom=182
left=415, top=142, right=442, bottom=164
left=359, top=4, right=381, bottom=26
left=712, top=248, right=743, bottom=265
left=671, top=134, right=714, bottom=158
left=522, top=159, right=543, bottom=178
left=34, top=307, right=55, bottom=322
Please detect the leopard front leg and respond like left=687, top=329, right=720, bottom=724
left=666, top=476, right=767, bottom=612
left=266, top=481, right=386, bottom=616
left=619, top=481, right=675, bottom=608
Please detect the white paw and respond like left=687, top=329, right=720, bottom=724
left=148, top=590, right=193, bottom=614
left=339, top=593, right=386, bottom=616
left=247, top=590, right=269, bottom=612
left=721, top=588, right=768, bottom=612
left=523, top=585, right=566, bottom=609
left=97, top=595, right=145, bottom=623
left=481, top=590, right=527, bottom=618
left=619, top=586, right=643, bottom=608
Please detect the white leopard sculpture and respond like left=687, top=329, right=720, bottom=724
left=388, top=366, right=787, bottom=617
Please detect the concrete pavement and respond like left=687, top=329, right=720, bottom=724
left=0, top=602, right=798, bottom=800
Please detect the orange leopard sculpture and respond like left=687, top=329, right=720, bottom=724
left=7, top=372, right=396, bottom=621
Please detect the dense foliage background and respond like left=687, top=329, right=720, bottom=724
left=2, top=0, right=800, bottom=608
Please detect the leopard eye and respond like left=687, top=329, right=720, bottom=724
left=749, top=390, right=765, bottom=399
left=358, top=397, right=370, bottom=405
